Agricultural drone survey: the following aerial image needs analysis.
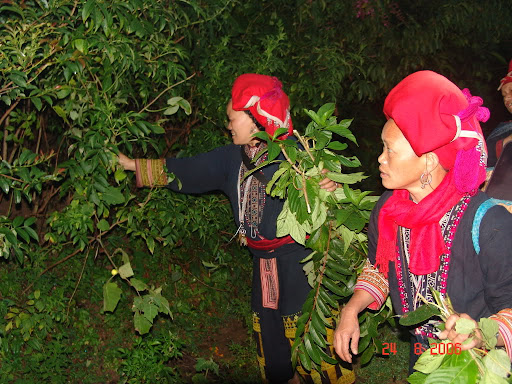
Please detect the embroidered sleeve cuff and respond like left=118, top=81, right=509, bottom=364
left=490, top=309, right=512, bottom=360
left=354, top=260, right=389, bottom=310
left=135, top=159, right=167, bottom=188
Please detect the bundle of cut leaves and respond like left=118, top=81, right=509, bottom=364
left=249, top=103, right=392, bottom=371
left=399, top=289, right=511, bottom=384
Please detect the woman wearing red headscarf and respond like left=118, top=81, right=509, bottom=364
left=333, top=71, right=512, bottom=372
left=486, top=59, right=512, bottom=167
left=119, top=74, right=355, bottom=384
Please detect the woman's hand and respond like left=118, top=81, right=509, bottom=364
left=319, top=169, right=338, bottom=192
left=438, top=313, right=484, bottom=350
left=118, top=152, right=136, bottom=171
left=333, top=307, right=361, bottom=363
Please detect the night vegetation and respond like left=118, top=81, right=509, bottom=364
left=1, top=0, right=511, bottom=382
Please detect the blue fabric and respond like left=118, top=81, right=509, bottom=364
left=472, top=198, right=512, bottom=253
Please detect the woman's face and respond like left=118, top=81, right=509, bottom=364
left=378, top=119, right=427, bottom=192
left=226, top=100, right=259, bottom=145
left=501, top=82, right=512, bottom=115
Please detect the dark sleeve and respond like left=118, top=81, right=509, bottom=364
left=367, top=190, right=393, bottom=265
left=165, top=145, right=237, bottom=194
left=479, top=204, right=512, bottom=313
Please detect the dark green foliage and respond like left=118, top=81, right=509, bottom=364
left=1, top=0, right=511, bottom=381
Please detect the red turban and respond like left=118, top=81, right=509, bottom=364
left=498, top=59, right=512, bottom=91
left=383, top=70, right=488, bottom=193
left=231, top=74, right=293, bottom=138
left=375, top=71, right=490, bottom=277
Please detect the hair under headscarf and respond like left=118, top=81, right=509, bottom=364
left=231, top=74, right=293, bottom=138
left=498, top=59, right=512, bottom=91
left=375, top=70, right=490, bottom=276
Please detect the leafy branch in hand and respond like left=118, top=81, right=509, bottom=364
left=249, top=103, right=391, bottom=371
left=400, top=290, right=511, bottom=384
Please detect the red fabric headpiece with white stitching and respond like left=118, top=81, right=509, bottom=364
left=231, top=74, right=293, bottom=138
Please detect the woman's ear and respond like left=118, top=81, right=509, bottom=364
left=426, top=152, right=443, bottom=172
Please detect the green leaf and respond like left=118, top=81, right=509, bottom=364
left=0, top=228, right=17, bottom=245
left=479, top=370, right=509, bottom=384
left=317, top=103, right=335, bottom=122
left=267, top=140, right=281, bottom=162
left=327, top=141, right=348, bottom=151
left=308, top=320, right=327, bottom=348
left=317, top=346, right=340, bottom=366
left=152, top=292, right=171, bottom=316
left=118, top=262, right=134, bottom=279
left=482, top=349, right=510, bottom=378
left=130, top=278, right=148, bottom=292
left=103, top=282, right=122, bottom=312
left=177, top=99, right=192, bottom=115
left=24, top=226, right=38, bottom=241
left=82, top=0, right=95, bottom=21
left=298, top=344, right=312, bottom=372
left=423, top=352, right=478, bottom=384
left=272, top=127, right=289, bottom=139
left=0, top=177, right=9, bottom=194
left=73, top=39, right=87, bottom=53
left=97, top=219, right=110, bottom=232
left=141, top=297, right=159, bottom=322
left=164, top=105, right=179, bottom=115
left=32, top=97, right=42, bottom=111
left=9, top=72, right=27, bottom=88
left=13, top=216, right=24, bottom=227
left=304, top=333, right=322, bottom=365
left=167, top=96, right=183, bottom=105
left=146, top=236, right=155, bottom=254
left=52, top=105, right=67, bottom=120
left=15, top=228, right=30, bottom=243
left=56, top=88, right=71, bottom=99
left=326, top=121, right=357, bottom=144
left=399, top=304, right=441, bottom=327
left=134, top=311, right=152, bottom=334
left=360, top=343, right=374, bottom=365
left=101, top=186, right=125, bottom=205
left=114, top=169, right=127, bottom=183
left=322, top=276, right=347, bottom=297
left=413, top=343, right=447, bottom=374
left=306, top=225, right=329, bottom=253
left=311, top=310, right=327, bottom=336
left=326, top=172, right=367, bottom=184
left=407, top=372, right=427, bottom=384
left=479, top=318, right=499, bottom=349
left=454, top=318, right=475, bottom=335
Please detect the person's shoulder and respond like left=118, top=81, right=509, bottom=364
left=370, top=190, right=393, bottom=218
left=208, top=143, right=241, bottom=157
left=376, top=190, right=393, bottom=207
left=468, top=191, right=512, bottom=228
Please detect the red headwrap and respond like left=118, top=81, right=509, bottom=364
left=498, top=59, right=512, bottom=91
left=376, top=71, right=489, bottom=276
left=231, top=74, right=293, bottom=138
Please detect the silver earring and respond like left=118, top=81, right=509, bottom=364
left=420, top=172, right=432, bottom=189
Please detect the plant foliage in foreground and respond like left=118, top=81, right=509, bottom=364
left=400, top=290, right=511, bottom=384
left=252, top=103, right=392, bottom=371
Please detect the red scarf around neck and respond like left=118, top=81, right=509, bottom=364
left=375, top=171, right=465, bottom=277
